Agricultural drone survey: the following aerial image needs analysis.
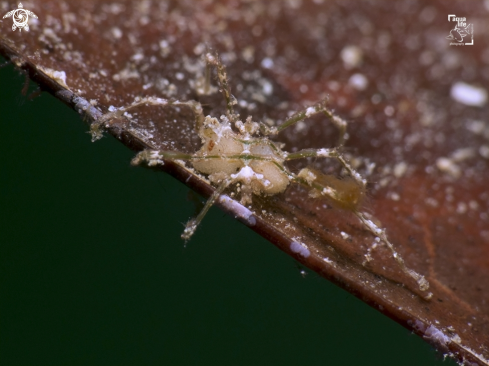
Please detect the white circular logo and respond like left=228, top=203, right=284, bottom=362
left=2, top=3, right=38, bottom=32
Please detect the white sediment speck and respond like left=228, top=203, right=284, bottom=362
left=40, top=67, right=68, bottom=88
left=424, top=325, right=450, bottom=345
left=290, top=241, right=310, bottom=258
left=111, top=27, right=122, bottom=39
left=305, top=106, right=316, bottom=117
left=479, top=145, right=489, bottom=159
left=261, top=80, right=273, bottom=95
left=218, top=195, right=256, bottom=226
left=317, top=148, right=332, bottom=157
left=323, top=257, right=333, bottom=264
left=340, top=45, right=363, bottom=69
left=393, top=161, right=408, bottom=178
left=436, top=157, right=460, bottom=178
left=261, top=57, right=274, bottom=69
left=348, top=73, right=368, bottom=90
left=450, top=82, right=487, bottom=107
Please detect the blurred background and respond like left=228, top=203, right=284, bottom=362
left=0, top=59, right=455, bottom=365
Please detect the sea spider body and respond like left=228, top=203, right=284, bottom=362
left=193, top=115, right=290, bottom=205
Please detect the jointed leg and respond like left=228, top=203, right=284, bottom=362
left=294, top=168, right=431, bottom=297
left=355, top=212, right=432, bottom=298
left=181, top=178, right=231, bottom=243
left=260, top=100, right=348, bottom=146
left=286, top=148, right=366, bottom=187
left=205, top=52, right=237, bottom=121
left=92, top=97, right=205, bottom=141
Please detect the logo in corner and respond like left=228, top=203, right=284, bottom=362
left=2, top=3, right=38, bottom=32
left=447, top=15, right=473, bottom=46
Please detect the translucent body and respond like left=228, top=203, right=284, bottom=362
left=191, top=116, right=290, bottom=204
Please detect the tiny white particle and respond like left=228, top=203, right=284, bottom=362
left=261, top=57, right=274, bottom=69
left=479, top=145, right=489, bottom=159
left=450, top=82, right=487, bottom=107
left=389, top=192, right=400, bottom=201
left=340, top=45, right=363, bottom=69
left=316, top=148, right=331, bottom=157
left=40, top=67, right=68, bottom=88
left=305, top=106, right=316, bottom=117
left=436, top=157, right=461, bottom=178
left=131, top=53, right=144, bottom=62
left=111, top=27, right=122, bottom=39
left=424, top=325, right=450, bottom=345
left=290, top=241, right=310, bottom=258
left=218, top=195, right=256, bottom=226
left=393, top=161, right=407, bottom=178
left=384, top=106, right=395, bottom=116
left=261, top=80, right=273, bottom=95
left=323, top=257, right=333, bottom=264
left=348, top=73, right=368, bottom=90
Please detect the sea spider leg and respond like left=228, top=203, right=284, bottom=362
left=355, top=212, right=431, bottom=296
left=205, top=52, right=237, bottom=121
left=260, top=101, right=348, bottom=146
left=91, top=97, right=205, bottom=142
left=181, top=178, right=231, bottom=243
left=286, top=147, right=367, bottom=186
left=293, top=166, right=432, bottom=298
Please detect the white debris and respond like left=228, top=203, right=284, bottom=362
left=340, top=45, right=363, bottom=69
left=111, top=27, right=122, bottom=39
left=348, top=73, right=368, bottom=90
left=40, top=67, right=68, bottom=88
left=450, top=82, right=487, bottom=107
left=393, top=162, right=408, bottom=178
left=436, top=157, right=461, bottom=178
left=424, top=325, right=450, bottom=345
left=261, top=57, right=274, bottom=69
left=451, top=147, right=475, bottom=162
left=479, top=145, right=489, bottom=159
left=218, top=195, right=256, bottom=226
left=290, top=241, right=311, bottom=258
left=316, top=148, right=332, bottom=157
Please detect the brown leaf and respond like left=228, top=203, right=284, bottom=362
left=1, top=1, right=488, bottom=365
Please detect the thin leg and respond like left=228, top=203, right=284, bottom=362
left=97, top=97, right=204, bottom=126
left=286, top=148, right=366, bottom=186
left=261, top=100, right=347, bottom=146
left=21, top=70, right=30, bottom=95
left=181, top=178, right=230, bottom=243
left=293, top=168, right=366, bottom=212
left=27, top=87, right=42, bottom=100
left=205, top=52, right=237, bottom=121
left=286, top=147, right=339, bottom=160
left=92, top=97, right=205, bottom=141
left=132, top=150, right=283, bottom=167
left=203, top=59, right=212, bottom=95
left=355, top=212, right=432, bottom=299
left=293, top=168, right=432, bottom=299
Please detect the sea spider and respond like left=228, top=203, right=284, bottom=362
left=95, top=52, right=431, bottom=297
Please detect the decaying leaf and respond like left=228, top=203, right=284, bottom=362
left=1, top=1, right=488, bottom=365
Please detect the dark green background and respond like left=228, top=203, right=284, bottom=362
left=0, top=59, right=454, bottom=365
